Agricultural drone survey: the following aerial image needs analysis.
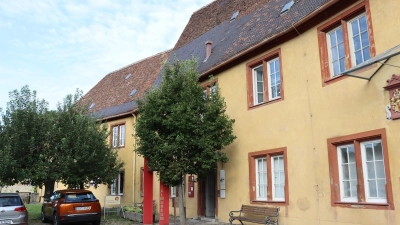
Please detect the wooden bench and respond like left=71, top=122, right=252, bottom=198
left=229, top=205, right=280, bottom=225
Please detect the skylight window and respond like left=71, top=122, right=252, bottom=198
left=129, top=89, right=137, bottom=97
left=89, top=103, right=95, bottom=110
left=230, top=11, right=239, bottom=21
left=281, top=0, right=294, bottom=14
left=125, top=74, right=131, bottom=80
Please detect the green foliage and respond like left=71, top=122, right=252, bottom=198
left=135, top=58, right=236, bottom=186
left=123, top=205, right=142, bottom=213
left=0, top=85, right=124, bottom=194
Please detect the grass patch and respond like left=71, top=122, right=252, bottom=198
left=26, top=203, right=42, bottom=223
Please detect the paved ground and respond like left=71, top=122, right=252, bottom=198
left=30, top=218, right=230, bottom=225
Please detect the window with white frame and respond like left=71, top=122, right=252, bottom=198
left=246, top=49, right=283, bottom=108
left=337, top=140, right=386, bottom=203
left=252, top=57, right=281, bottom=105
left=249, top=147, right=288, bottom=204
left=327, top=129, right=394, bottom=209
left=112, top=124, right=125, bottom=148
left=110, top=171, right=124, bottom=195
left=348, top=14, right=370, bottom=66
left=255, top=158, right=267, bottom=200
left=272, top=155, right=285, bottom=201
left=318, top=3, right=375, bottom=83
left=326, top=13, right=370, bottom=77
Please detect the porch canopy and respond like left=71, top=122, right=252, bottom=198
left=342, top=44, right=400, bottom=81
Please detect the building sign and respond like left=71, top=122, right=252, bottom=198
left=105, top=195, right=121, bottom=205
left=384, top=74, right=400, bottom=120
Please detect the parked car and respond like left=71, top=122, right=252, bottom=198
left=0, top=193, right=29, bottom=225
left=41, top=189, right=101, bottom=225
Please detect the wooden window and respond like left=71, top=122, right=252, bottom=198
left=317, top=1, right=375, bottom=85
left=111, top=171, right=124, bottom=195
left=246, top=49, right=283, bottom=109
left=111, top=123, right=126, bottom=148
left=202, top=79, right=218, bottom=97
left=248, top=147, right=288, bottom=205
left=327, top=128, right=394, bottom=209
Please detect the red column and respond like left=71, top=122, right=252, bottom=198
left=143, top=158, right=154, bottom=225
left=159, top=183, right=170, bottom=225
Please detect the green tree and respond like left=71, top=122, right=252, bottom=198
left=135, top=58, right=236, bottom=224
left=0, top=86, right=124, bottom=197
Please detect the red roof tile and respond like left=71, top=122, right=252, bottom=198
left=81, top=50, right=171, bottom=115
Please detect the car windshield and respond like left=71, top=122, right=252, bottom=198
left=65, top=193, right=96, bottom=201
left=0, top=196, right=22, bottom=207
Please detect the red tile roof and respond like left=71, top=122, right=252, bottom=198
left=174, top=0, right=270, bottom=50
left=80, top=50, right=171, bottom=116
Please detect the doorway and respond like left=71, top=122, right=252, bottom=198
left=198, top=171, right=216, bottom=218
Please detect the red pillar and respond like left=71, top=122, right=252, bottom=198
left=159, top=183, right=170, bottom=225
left=143, top=158, right=154, bottom=225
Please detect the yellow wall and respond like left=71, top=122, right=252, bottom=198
left=54, top=115, right=146, bottom=208
left=212, top=0, right=400, bottom=224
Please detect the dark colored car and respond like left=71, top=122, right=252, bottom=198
left=0, top=193, right=29, bottom=225
left=41, top=189, right=101, bottom=225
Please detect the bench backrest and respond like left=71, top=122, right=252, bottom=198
left=241, top=205, right=279, bottom=217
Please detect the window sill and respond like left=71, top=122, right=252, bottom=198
left=323, top=74, right=347, bottom=86
left=333, top=201, right=393, bottom=210
left=249, top=97, right=283, bottom=110
left=251, top=200, right=288, bottom=206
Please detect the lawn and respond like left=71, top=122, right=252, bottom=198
left=25, top=204, right=134, bottom=225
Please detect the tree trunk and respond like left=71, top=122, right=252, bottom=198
left=44, top=180, right=55, bottom=199
left=0, top=186, right=2, bottom=193
left=178, top=180, right=186, bottom=225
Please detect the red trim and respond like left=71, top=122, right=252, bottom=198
left=143, top=158, right=154, bottom=224
left=317, top=0, right=376, bottom=86
left=327, top=129, right=394, bottom=210
left=159, top=183, right=169, bottom=225
left=109, top=122, right=126, bottom=148
left=246, top=49, right=284, bottom=110
left=248, top=147, right=289, bottom=206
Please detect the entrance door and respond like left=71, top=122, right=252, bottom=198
left=205, top=172, right=216, bottom=217
left=198, top=171, right=216, bottom=218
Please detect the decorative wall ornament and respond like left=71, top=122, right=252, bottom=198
left=384, top=74, right=400, bottom=120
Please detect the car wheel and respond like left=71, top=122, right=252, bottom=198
left=92, top=220, right=101, bottom=225
left=53, top=213, right=61, bottom=225
left=41, top=208, right=49, bottom=223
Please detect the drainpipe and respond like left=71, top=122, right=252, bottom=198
left=132, top=112, right=137, bottom=203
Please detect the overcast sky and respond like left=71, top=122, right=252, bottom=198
left=0, top=0, right=214, bottom=111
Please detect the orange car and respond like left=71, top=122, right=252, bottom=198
left=41, top=189, right=101, bottom=225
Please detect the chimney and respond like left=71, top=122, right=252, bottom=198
left=204, top=40, right=213, bottom=62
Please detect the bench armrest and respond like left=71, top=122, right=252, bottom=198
left=265, top=215, right=279, bottom=225
left=229, top=210, right=241, bottom=217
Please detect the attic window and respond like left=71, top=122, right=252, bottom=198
left=281, top=0, right=294, bottom=14
left=130, top=89, right=137, bottom=97
left=89, top=103, right=95, bottom=110
left=230, top=11, right=239, bottom=21
left=125, top=74, right=131, bottom=80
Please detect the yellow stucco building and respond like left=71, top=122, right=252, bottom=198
left=74, top=0, right=400, bottom=224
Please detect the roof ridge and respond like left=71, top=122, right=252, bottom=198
left=190, top=0, right=215, bottom=15
left=107, top=49, right=171, bottom=75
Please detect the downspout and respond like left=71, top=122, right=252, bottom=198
left=132, top=112, right=137, bottom=204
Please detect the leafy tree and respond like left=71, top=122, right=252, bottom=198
left=0, top=86, right=124, bottom=197
left=135, top=58, right=236, bottom=224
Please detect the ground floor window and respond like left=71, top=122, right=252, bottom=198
left=327, top=128, right=394, bottom=209
left=248, top=147, right=288, bottom=205
left=111, top=170, right=125, bottom=195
